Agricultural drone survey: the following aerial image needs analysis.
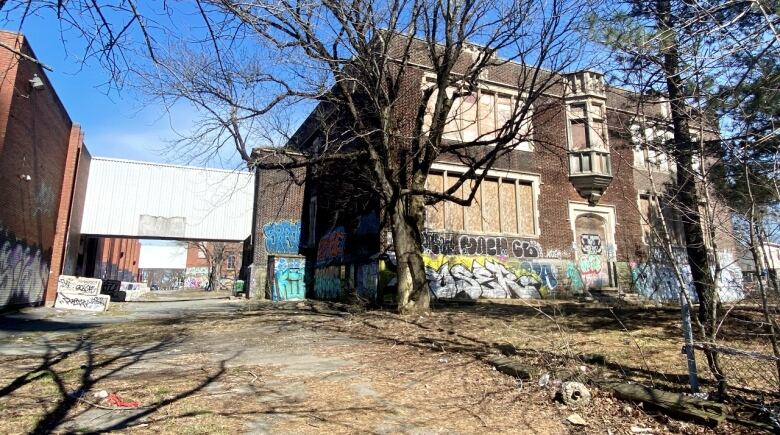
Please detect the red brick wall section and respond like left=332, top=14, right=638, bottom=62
left=252, top=157, right=307, bottom=297
left=186, top=243, right=210, bottom=268
left=90, top=237, right=141, bottom=281
left=0, top=32, right=78, bottom=308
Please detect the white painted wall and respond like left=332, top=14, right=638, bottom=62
left=138, top=241, right=187, bottom=269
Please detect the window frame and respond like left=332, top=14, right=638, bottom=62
left=424, top=163, right=541, bottom=237
left=566, top=99, right=611, bottom=176
left=636, top=192, right=686, bottom=247
left=631, top=122, right=674, bottom=173
left=422, top=74, right=534, bottom=152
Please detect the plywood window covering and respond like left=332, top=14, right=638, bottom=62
left=463, top=178, right=483, bottom=232
left=425, top=173, right=445, bottom=229
left=425, top=170, right=536, bottom=236
left=423, top=80, right=533, bottom=151
left=444, top=173, right=464, bottom=231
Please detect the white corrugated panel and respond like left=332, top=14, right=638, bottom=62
left=81, top=158, right=253, bottom=240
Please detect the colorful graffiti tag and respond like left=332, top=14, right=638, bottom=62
left=314, top=266, right=341, bottom=299
left=579, top=234, right=602, bottom=255
left=566, top=262, right=584, bottom=292
left=356, top=262, right=378, bottom=301
left=184, top=267, right=209, bottom=289
left=423, top=255, right=557, bottom=300
left=630, top=250, right=744, bottom=302
left=423, top=232, right=542, bottom=258
left=273, top=257, right=305, bottom=300
left=263, top=221, right=302, bottom=255
left=0, top=230, right=50, bottom=307
left=577, top=254, right=609, bottom=288
left=316, top=227, right=346, bottom=265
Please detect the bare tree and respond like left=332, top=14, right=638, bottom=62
left=178, top=0, right=589, bottom=313
left=3, top=0, right=589, bottom=314
left=189, top=241, right=227, bottom=291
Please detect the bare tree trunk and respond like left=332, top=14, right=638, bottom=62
left=657, top=0, right=725, bottom=395
left=391, top=195, right=430, bottom=314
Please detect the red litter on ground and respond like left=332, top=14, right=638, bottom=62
left=106, top=393, right=140, bottom=408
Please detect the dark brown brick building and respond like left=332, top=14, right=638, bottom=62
left=252, top=44, right=743, bottom=304
left=0, top=31, right=90, bottom=309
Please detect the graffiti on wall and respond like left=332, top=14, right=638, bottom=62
left=567, top=262, right=584, bottom=292
left=356, top=262, right=378, bottom=301
left=0, top=230, right=50, bottom=307
left=423, top=232, right=542, bottom=258
left=57, top=276, right=102, bottom=296
left=577, top=255, right=609, bottom=288
left=314, top=266, right=341, bottom=299
left=630, top=250, right=745, bottom=302
left=423, top=255, right=557, bottom=300
left=54, top=293, right=110, bottom=312
left=631, top=261, right=694, bottom=301
left=317, top=227, right=346, bottom=265
left=579, top=234, right=602, bottom=255
left=273, top=257, right=305, bottom=300
left=263, top=221, right=302, bottom=255
left=184, top=267, right=209, bottom=289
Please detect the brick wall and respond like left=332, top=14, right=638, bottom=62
left=251, top=152, right=307, bottom=297
left=255, top=41, right=741, bottom=302
left=0, top=32, right=84, bottom=309
left=185, top=241, right=244, bottom=273
left=92, top=237, right=141, bottom=282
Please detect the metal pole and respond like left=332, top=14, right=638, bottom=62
left=680, top=292, right=700, bottom=393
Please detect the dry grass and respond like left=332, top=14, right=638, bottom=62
left=0, top=298, right=767, bottom=434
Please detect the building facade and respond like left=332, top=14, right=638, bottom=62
left=0, top=31, right=90, bottom=309
left=251, top=46, right=743, bottom=304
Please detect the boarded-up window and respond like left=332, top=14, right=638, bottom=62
left=464, top=179, right=483, bottom=232
left=591, top=119, right=606, bottom=149
left=518, top=183, right=534, bottom=235
left=444, top=175, right=464, bottom=231
left=421, top=78, right=533, bottom=149
left=569, top=104, right=586, bottom=119
left=425, top=171, right=537, bottom=236
left=458, top=95, right=478, bottom=142
left=482, top=179, right=501, bottom=233
left=478, top=93, right=496, bottom=140
left=426, top=173, right=444, bottom=229
left=499, top=181, right=517, bottom=234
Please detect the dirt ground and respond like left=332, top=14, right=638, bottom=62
left=0, top=291, right=766, bottom=434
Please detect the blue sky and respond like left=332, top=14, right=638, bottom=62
left=3, top=11, right=227, bottom=167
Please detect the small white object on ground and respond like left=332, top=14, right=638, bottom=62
left=567, top=413, right=587, bottom=426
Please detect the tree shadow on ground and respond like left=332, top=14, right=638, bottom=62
left=0, top=325, right=236, bottom=433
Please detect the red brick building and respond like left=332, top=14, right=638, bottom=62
left=0, top=31, right=90, bottom=309
left=252, top=41, right=743, bottom=304
left=81, top=237, right=141, bottom=282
